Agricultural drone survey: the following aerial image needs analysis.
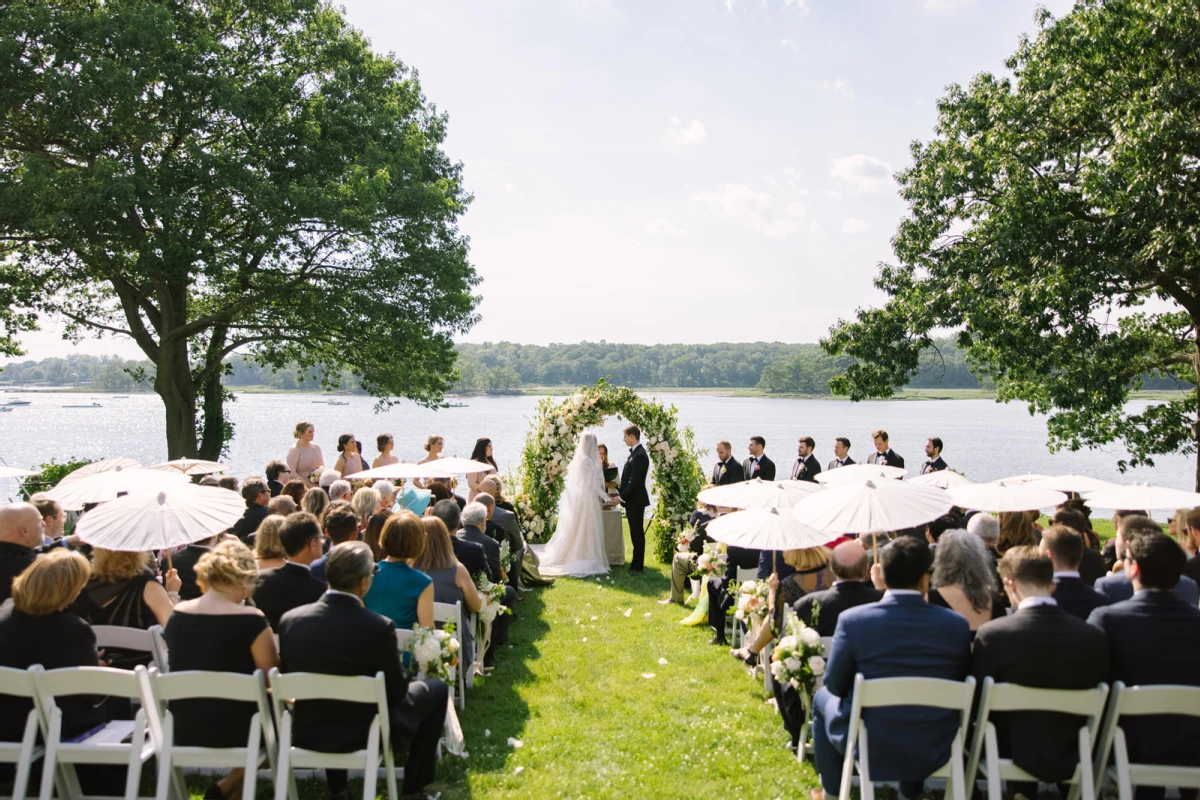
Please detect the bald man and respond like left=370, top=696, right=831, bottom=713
left=793, top=540, right=884, bottom=636
left=0, top=502, right=46, bottom=602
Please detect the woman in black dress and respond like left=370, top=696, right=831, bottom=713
left=163, top=539, right=280, bottom=800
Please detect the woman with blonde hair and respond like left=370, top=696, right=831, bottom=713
left=351, top=486, right=381, bottom=530
left=253, top=515, right=288, bottom=570
left=285, top=421, right=324, bottom=487
left=164, top=539, right=280, bottom=800
left=300, top=485, right=329, bottom=520
left=70, top=549, right=179, bottom=667
left=415, top=434, right=445, bottom=489
left=998, top=510, right=1039, bottom=553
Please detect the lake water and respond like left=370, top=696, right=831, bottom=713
left=0, top=391, right=1194, bottom=505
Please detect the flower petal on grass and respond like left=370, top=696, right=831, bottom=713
left=623, top=608, right=632, bottom=618
left=642, top=672, right=656, bottom=679
left=658, top=657, right=669, bottom=665
left=507, top=738, right=523, bottom=748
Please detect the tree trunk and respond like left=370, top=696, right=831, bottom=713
left=155, top=335, right=199, bottom=460
left=197, top=368, right=228, bottom=461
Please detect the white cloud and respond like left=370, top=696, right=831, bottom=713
left=816, top=78, right=854, bottom=100
left=691, top=183, right=808, bottom=239
left=783, top=0, right=809, bottom=13
left=829, top=154, right=894, bottom=193
left=647, top=218, right=690, bottom=239
left=662, top=117, right=707, bottom=148
left=841, top=218, right=870, bottom=234
left=504, top=183, right=517, bottom=194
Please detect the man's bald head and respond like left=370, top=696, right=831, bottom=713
left=0, top=502, right=45, bottom=549
left=480, top=476, right=501, bottom=495
left=830, top=540, right=869, bottom=581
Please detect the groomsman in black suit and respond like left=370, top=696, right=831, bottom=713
left=866, top=429, right=905, bottom=468
left=828, top=437, right=855, bottom=471
left=1038, top=525, right=1111, bottom=620
left=743, top=436, right=775, bottom=480
left=920, top=437, right=948, bottom=474
left=790, top=437, right=822, bottom=482
left=619, top=425, right=651, bottom=574
left=710, top=440, right=745, bottom=485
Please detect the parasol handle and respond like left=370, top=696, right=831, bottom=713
left=166, top=549, right=173, bottom=572
left=872, top=532, right=878, bottom=565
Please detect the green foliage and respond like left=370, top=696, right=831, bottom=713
left=823, top=0, right=1200, bottom=481
left=0, top=355, right=155, bottom=391
left=17, top=457, right=94, bottom=499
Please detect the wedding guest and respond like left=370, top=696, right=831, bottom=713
left=363, top=511, right=390, bottom=562
left=811, top=538, right=970, bottom=800
left=477, top=487, right=523, bottom=585
left=599, top=444, right=620, bottom=490
left=253, top=515, right=288, bottom=571
left=333, top=434, right=365, bottom=477
left=267, top=494, right=296, bottom=518
left=351, top=487, right=381, bottom=532
left=266, top=460, right=292, bottom=497
left=415, top=434, right=445, bottom=489
left=277, top=541, right=447, bottom=800
left=711, top=440, right=745, bottom=485
left=416, top=516, right=484, bottom=666
left=967, top=512, right=1001, bottom=557
left=828, top=437, right=855, bottom=470
left=0, top=502, right=44, bottom=602
left=373, top=433, right=398, bottom=469
left=328, top=479, right=352, bottom=503
left=457, top=503, right=505, bottom=585
left=430, top=500, right=486, bottom=578
left=231, top=477, right=271, bottom=543
left=997, top=510, right=1039, bottom=553
left=364, top=512, right=434, bottom=630
left=928, top=530, right=999, bottom=633
left=970, top=546, right=1109, bottom=791
left=400, top=480, right=432, bottom=515
left=707, top=542, right=763, bottom=646
left=30, top=496, right=67, bottom=546
left=218, top=475, right=239, bottom=492
left=1182, top=508, right=1200, bottom=585
left=428, top=482, right=453, bottom=507
left=466, top=438, right=498, bottom=501
left=921, top=437, right=948, bottom=474
left=485, top=474, right=518, bottom=513
left=1103, top=509, right=1148, bottom=571
left=668, top=497, right=718, bottom=604
left=164, top=539, right=279, bottom=800
left=71, top=549, right=179, bottom=667
left=254, top=512, right=326, bottom=629
left=281, top=479, right=307, bottom=508
left=866, top=429, right=905, bottom=468
left=285, top=422, right=324, bottom=487
left=311, top=508, right=360, bottom=583
left=300, top=486, right=329, bottom=520
left=1039, top=525, right=1110, bottom=620
left=794, top=540, right=883, bottom=636
left=1050, top=507, right=1107, bottom=585
left=791, top=436, right=822, bottom=482
left=318, top=469, right=342, bottom=491
left=199, top=476, right=220, bottom=487
left=159, top=535, right=216, bottom=601
left=374, top=481, right=397, bottom=513
left=1095, top=516, right=1200, bottom=604
left=743, top=436, right=775, bottom=480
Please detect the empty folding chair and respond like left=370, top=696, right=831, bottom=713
left=432, top=601, right=465, bottom=710
left=0, top=666, right=46, bottom=800
left=91, top=627, right=168, bottom=674
left=1093, top=682, right=1200, bottom=800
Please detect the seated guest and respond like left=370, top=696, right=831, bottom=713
left=971, top=546, right=1108, bottom=790
left=328, top=479, right=352, bottom=504
left=267, top=495, right=296, bottom=517
left=428, top=482, right=453, bottom=508
left=400, top=480, right=432, bottom=515
left=1051, top=507, right=1107, bottom=586
left=71, top=549, right=179, bottom=667
left=1039, top=524, right=1111, bottom=620
left=231, top=477, right=271, bottom=543
left=278, top=542, right=447, bottom=800
left=928, top=530, right=999, bottom=633
left=1095, top=516, right=1199, bottom=604
left=998, top=510, right=1039, bottom=553
left=1088, top=529, right=1200, bottom=800
left=707, top=541, right=766, bottom=646
left=794, top=540, right=883, bottom=636
left=199, top=476, right=220, bottom=487
left=253, top=515, right=288, bottom=571
left=363, top=510, right=391, bottom=562
left=430, top=499, right=487, bottom=579
left=966, top=512, right=1009, bottom=614
left=1102, top=509, right=1148, bottom=571
left=164, top=540, right=280, bottom=800
left=364, top=512, right=434, bottom=630
left=476, top=491, right=524, bottom=587
left=1183, top=508, right=1200, bottom=585
left=811, top=538, right=971, bottom=800
left=351, top=487, right=381, bottom=534
left=159, top=535, right=217, bottom=601
left=457, top=502, right=505, bottom=585
left=281, top=479, right=307, bottom=508
left=30, top=496, right=68, bottom=547
left=668, top=496, right=718, bottom=604
left=0, top=501, right=45, bottom=602
left=311, top=508, right=361, bottom=583
left=317, top=469, right=342, bottom=492
left=300, top=486, right=329, bottom=520
left=218, top=476, right=239, bottom=493
left=266, top=460, right=291, bottom=497
left=254, top=512, right=326, bottom=629
left=374, top=481, right=397, bottom=513
left=416, top=516, right=485, bottom=666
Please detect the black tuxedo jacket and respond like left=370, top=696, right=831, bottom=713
left=277, top=593, right=409, bottom=753
left=457, top=525, right=503, bottom=584
left=268, top=479, right=284, bottom=497
left=0, top=541, right=37, bottom=603
left=232, top=503, right=271, bottom=543
left=920, top=456, right=948, bottom=475
left=827, top=456, right=855, bottom=471
left=710, top=458, right=745, bottom=486
left=159, top=544, right=212, bottom=601
left=1079, top=547, right=1107, bottom=586
left=254, top=562, right=327, bottom=629
left=743, top=455, right=776, bottom=481
left=867, top=449, right=905, bottom=468
left=971, top=604, right=1109, bottom=781
left=1184, top=554, right=1200, bottom=587
left=790, top=454, right=822, bottom=483
left=1052, top=576, right=1110, bottom=621
left=619, top=444, right=651, bottom=508
left=1088, top=591, right=1200, bottom=766
left=451, top=535, right=488, bottom=579
left=793, top=580, right=883, bottom=636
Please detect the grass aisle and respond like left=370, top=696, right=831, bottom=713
left=432, top=539, right=819, bottom=799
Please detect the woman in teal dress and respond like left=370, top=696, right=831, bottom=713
left=363, top=511, right=434, bottom=630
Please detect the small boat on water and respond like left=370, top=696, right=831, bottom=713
left=312, top=399, right=350, bottom=405
left=0, top=407, right=11, bottom=413
left=441, top=395, right=468, bottom=408
left=62, top=402, right=102, bottom=409
left=1, top=399, right=31, bottom=406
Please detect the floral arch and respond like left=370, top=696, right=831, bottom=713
left=513, top=381, right=704, bottom=565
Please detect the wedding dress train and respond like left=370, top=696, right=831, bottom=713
left=533, top=432, right=611, bottom=577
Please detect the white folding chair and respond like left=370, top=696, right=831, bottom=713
left=0, top=666, right=45, bottom=800
left=965, top=679, right=1109, bottom=800
left=837, top=674, right=977, bottom=800
left=1093, top=682, right=1200, bottom=800
left=432, top=601, right=465, bottom=710
left=268, top=669, right=399, bottom=800
left=796, top=636, right=836, bottom=764
left=91, top=626, right=168, bottom=674
left=730, top=567, right=757, bottom=647
left=142, top=669, right=278, bottom=800
left=34, top=666, right=159, bottom=800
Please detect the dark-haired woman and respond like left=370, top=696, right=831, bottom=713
left=466, top=438, right=498, bottom=502
left=333, top=434, right=365, bottom=477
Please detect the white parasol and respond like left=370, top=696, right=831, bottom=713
left=1025, top=474, right=1121, bottom=495
left=44, top=469, right=189, bottom=511
left=815, top=463, right=907, bottom=486
left=1082, top=483, right=1200, bottom=510
left=148, top=459, right=229, bottom=476
left=75, top=483, right=246, bottom=554
left=417, top=456, right=497, bottom=475
left=56, top=458, right=142, bottom=487
left=0, top=465, right=38, bottom=479
left=946, top=481, right=1068, bottom=512
left=697, top=478, right=823, bottom=510
left=992, top=472, right=1053, bottom=485
left=907, top=470, right=974, bottom=490
left=793, top=478, right=953, bottom=534
left=352, top=462, right=444, bottom=481
left=705, top=507, right=840, bottom=552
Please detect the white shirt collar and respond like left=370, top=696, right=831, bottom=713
left=885, top=589, right=923, bottom=597
left=1018, top=596, right=1057, bottom=609
left=1053, top=570, right=1080, bottom=579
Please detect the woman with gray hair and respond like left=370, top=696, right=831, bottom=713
left=929, top=529, right=999, bottom=633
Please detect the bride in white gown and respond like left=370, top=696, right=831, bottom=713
left=533, top=432, right=611, bottom=577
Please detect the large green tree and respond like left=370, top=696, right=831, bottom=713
left=823, top=0, right=1200, bottom=487
left=0, top=0, right=478, bottom=458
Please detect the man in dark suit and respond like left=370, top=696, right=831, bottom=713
left=1095, top=516, right=1200, bottom=605
left=743, top=436, right=776, bottom=481
left=795, top=540, right=883, bottom=635
left=706, top=542, right=763, bottom=645
left=866, top=429, right=905, bottom=469
left=618, top=425, right=651, bottom=573
left=827, top=437, right=855, bottom=471
left=278, top=541, right=447, bottom=800
left=458, top=502, right=516, bottom=667
left=429, top=499, right=487, bottom=577
left=311, top=507, right=359, bottom=583
left=265, top=460, right=292, bottom=497
left=1051, top=507, right=1108, bottom=586
left=231, top=476, right=272, bottom=543
left=811, top=538, right=970, bottom=800
left=920, top=437, right=948, bottom=474
left=254, top=511, right=327, bottom=629
left=791, top=436, right=822, bottom=482
left=159, top=536, right=216, bottom=601
left=710, top=440, right=745, bottom=485
left=1182, top=508, right=1200, bottom=585
left=971, top=546, right=1109, bottom=789
left=1038, top=525, right=1111, bottom=620
left=477, top=488, right=524, bottom=588
left=0, top=502, right=43, bottom=603
left=1088, top=530, right=1200, bottom=800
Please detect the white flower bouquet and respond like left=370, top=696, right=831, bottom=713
left=693, top=541, right=726, bottom=579
left=676, top=528, right=696, bottom=553
left=474, top=573, right=512, bottom=625
left=734, top=578, right=771, bottom=625
left=409, top=623, right=460, bottom=682
left=769, top=611, right=827, bottom=711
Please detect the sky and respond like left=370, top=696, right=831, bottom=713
left=14, top=0, right=1076, bottom=360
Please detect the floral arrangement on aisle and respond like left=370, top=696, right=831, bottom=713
left=513, top=380, right=704, bottom=564
left=734, top=578, right=771, bottom=626
left=676, top=529, right=696, bottom=553
left=694, top=541, right=726, bottom=580
left=410, top=623, right=460, bottom=682
left=498, top=541, right=511, bottom=581
left=474, top=573, right=512, bottom=625
left=769, top=612, right=827, bottom=711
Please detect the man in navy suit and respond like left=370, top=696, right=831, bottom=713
left=1094, top=516, right=1200, bottom=605
left=1038, top=525, right=1111, bottom=620
left=811, top=537, right=970, bottom=800
left=1088, top=529, right=1200, bottom=800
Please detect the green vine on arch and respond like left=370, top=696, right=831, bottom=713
left=513, top=380, right=704, bottom=565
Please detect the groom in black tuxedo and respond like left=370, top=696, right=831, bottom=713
left=619, top=424, right=651, bottom=574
